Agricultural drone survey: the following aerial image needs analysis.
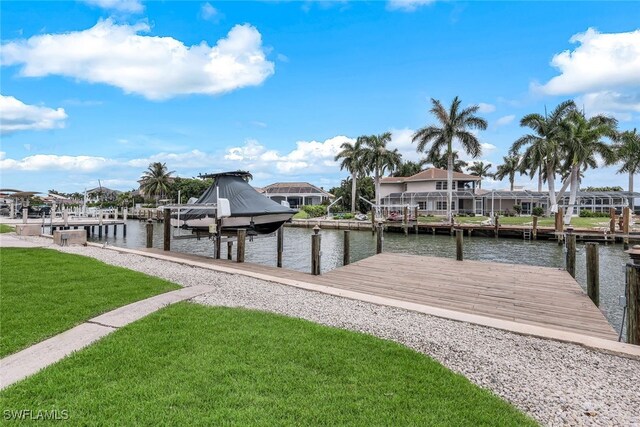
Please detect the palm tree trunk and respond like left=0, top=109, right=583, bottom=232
left=510, top=176, right=514, bottom=191
left=563, top=165, right=579, bottom=225
left=374, top=168, right=380, bottom=211
left=447, top=152, right=453, bottom=222
left=537, top=165, right=543, bottom=192
left=630, top=171, right=635, bottom=212
left=350, top=172, right=357, bottom=214
left=547, top=163, right=557, bottom=216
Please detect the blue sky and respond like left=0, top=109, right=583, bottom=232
left=1, top=0, right=639, bottom=194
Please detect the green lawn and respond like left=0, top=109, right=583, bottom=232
left=0, top=224, right=14, bottom=233
left=293, top=210, right=310, bottom=219
left=0, top=248, right=180, bottom=357
left=0, top=303, right=536, bottom=426
left=420, top=215, right=610, bottom=229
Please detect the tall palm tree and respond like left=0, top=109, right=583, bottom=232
left=139, top=162, right=175, bottom=205
left=494, top=155, right=520, bottom=191
left=412, top=96, right=487, bottom=221
left=334, top=138, right=365, bottom=214
left=511, top=100, right=576, bottom=214
left=467, top=161, right=492, bottom=189
left=560, top=110, right=618, bottom=224
left=615, top=128, right=640, bottom=211
left=426, top=150, right=468, bottom=172
left=360, top=132, right=402, bottom=209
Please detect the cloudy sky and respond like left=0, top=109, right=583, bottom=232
left=1, top=1, right=638, bottom=193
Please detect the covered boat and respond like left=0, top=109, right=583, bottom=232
left=173, top=171, right=296, bottom=235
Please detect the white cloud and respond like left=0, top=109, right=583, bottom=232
left=0, top=95, right=67, bottom=135
left=577, top=90, right=640, bottom=121
left=81, top=0, right=144, bottom=13
left=481, top=143, right=497, bottom=152
left=127, top=150, right=216, bottom=168
left=277, top=53, right=290, bottom=63
left=1, top=19, right=275, bottom=100
left=0, top=153, right=115, bottom=171
left=200, top=2, right=220, bottom=21
left=387, top=0, right=435, bottom=12
left=536, top=28, right=640, bottom=95
left=495, top=115, right=515, bottom=127
left=477, top=102, right=496, bottom=113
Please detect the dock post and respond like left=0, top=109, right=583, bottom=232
left=215, top=220, right=222, bottom=259
left=98, top=225, right=103, bottom=238
left=585, top=242, right=599, bottom=307
left=370, top=208, right=376, bottom=235
left=163, top=208, right=170, bottom=251
left=343, top=230, right=350, bottom=266
left=494, top=214, right=499, bottom=238
left=623, top=207, right=630, bottom=249
left=146, top=220, right=153, bottom=248
left=566, top=227, right=576, bottom=278
left=532, top=216, right=538, bottom=240
left=610, top=207, right=616, bottom=234
left=403, top=206, right=408, bottom=236
left=105, top=224, right=109, bottom=235
left=113, top=224, right=117, bottom=236
left=556, top=207, right=565, bottom=245
left=625, top=245, right=640, bottom=344
left=227, top=241, right=233, bottom=261
left=277, top=226, right=284, bottom=268
left=414, top=206, right=419, bottom=234
left=376, top=222, right=383, bottom=254
left=455, top=229, right=463, bottom=261
left=311, top=225, right=321, bottom=275
left=237, top=229, right=246, bottom=263
left=123, top=222, right=127, bottom=237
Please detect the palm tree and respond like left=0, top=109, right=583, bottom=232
left=334, top=138, right=365, bottom=214
left=467, top=161, right=492, bottom=189
left=494, top=155, right=520, bottom=191
left=360, top=132, right=402, bottom=209
left=393, top=158, right=429, bottom=177
left=560, top=110, right=618, bottom=224
left=139, top=162, right=175, bottom=205
left=511, top=100, right=576, bottom=214
left=426, top=150, right=468, bottom=172
left=615, top=128, right=640, bottom=211
left=412, top=96, right=487, bottom=221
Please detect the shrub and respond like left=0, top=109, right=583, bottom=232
left=579, top=210, right=610, bottom=218
left=343, top=213, right=354, bottom=219
left=513, top=205, right=522, bottom=215
left=468, top=213, right=475, bottom=217
left=532, top=206, right=544, bottom=217
left=301, top=205, right=326, bottom=218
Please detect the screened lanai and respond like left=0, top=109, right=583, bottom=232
left=381, top=190, right=480, bottom=215
left=262, top=182, right=332, bottom=208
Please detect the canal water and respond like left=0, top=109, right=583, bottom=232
left=91, top=220, right=629, bottom=339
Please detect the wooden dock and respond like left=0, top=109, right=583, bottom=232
left=141, top=249, right=617, bottom=341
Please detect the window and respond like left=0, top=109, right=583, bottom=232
left=418, top=202, right=427, bottom=210
left=436, top=181, right=448, bottom=190
left=436, top=201, right=455, bottom=210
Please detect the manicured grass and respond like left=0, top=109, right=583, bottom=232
left=0, top=224, right=14, bottom=233
left=293, top=210, right=310, bottom=219
left=0, top=248, right=180, bottom=357
left=0, top=303, right=536, bottom=426
left=421, top=215, right=610, bottom=229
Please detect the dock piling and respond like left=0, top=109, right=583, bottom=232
left=370, top=208, right=376, bottom=235
left=566, top=227, right=576, bottom=278
left=277, top=226, right=284, bottom=268
left=163, top=208, right=171, bottom=251
left=585, top=242, right=599, bottom=307
left=343, top=230, right=350, bottom=266
left=146, top=220, right=153, bottom=248
left=311, top=225, right=321, bottom=275
left=403, top=206, right=408, bottom=236
left=625, top=245, right=640, bottom=344
left=376, top=222, right=383, bottom=254
left=610, top=207, right=616, bottom=234
left=237, top=229, right=246, bottom=263
left=455, top=229, right=463, bottom=261
left=532, top=216, right=538, bottom=240
left=227, top=241, right=233, bottom=261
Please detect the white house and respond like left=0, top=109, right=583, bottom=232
left=261, top=182, right=333, bottom=208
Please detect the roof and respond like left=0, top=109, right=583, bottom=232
left=87, top=187, right=121, bottom=194
left=263, top=182, right=330, bottom=196
left=380, top=168, right=480, bottom=184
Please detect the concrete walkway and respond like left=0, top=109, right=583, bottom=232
left=0, top=285, right=212, bottom=390
left=0, top=233, right=49, bottom=248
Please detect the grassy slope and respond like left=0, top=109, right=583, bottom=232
left=0, top=303, right=537, bottom=426
left=0, top=224, right=14, bottom=233
left=0, top=248, right=180, bottom=357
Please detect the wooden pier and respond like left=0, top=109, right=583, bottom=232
left=140, top=248, right=617, bottom=342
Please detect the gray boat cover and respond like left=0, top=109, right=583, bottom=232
left=179, top=174, right=296, bottom=221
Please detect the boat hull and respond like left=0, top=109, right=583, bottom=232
left=171, top=213, right=293, bottom=235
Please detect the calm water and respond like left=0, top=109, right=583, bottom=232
left=90, top=220, right=629, bottom=338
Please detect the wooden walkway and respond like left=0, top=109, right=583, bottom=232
left=142, top=249, right=617, bottom=341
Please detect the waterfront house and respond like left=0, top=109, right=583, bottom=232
left=262, top=182, right=333, bottom=208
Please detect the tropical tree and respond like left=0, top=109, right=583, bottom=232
left=467, top=161, right=492, bottom=189
left=494, top=155, right=520, bottom=191
left=560, top=110, right=618, bottom=224
left=426, top=150, right=468, bottom=172
left=139, top=162, right=175, bottom=205
left=393, top=159, right=429, bottom=177
left=615, top=128, right=640, bottom=211
left=360, top=132, right=402, bottom=209
left=334, top=138, right=365, bottom=213
left=412, top=96, right=487, bottom=221
left=511, top=100, right=576, bottom=214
